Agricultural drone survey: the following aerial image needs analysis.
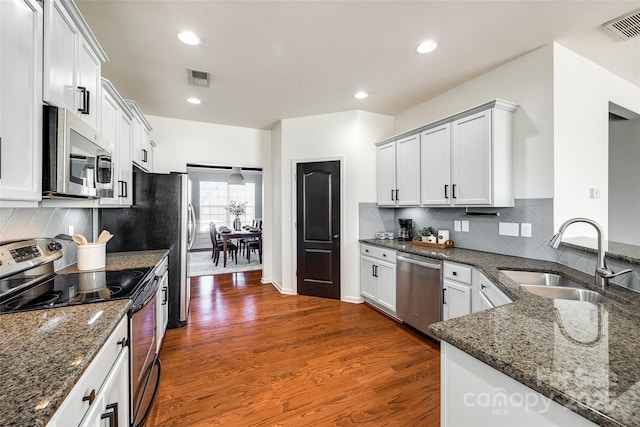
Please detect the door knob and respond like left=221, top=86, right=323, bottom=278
left=333, top=234, right=340, bottom=239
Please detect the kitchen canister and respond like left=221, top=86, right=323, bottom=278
left=77, top=242, right=106, bottom=271
left=438, top=230, right=450, bottom=244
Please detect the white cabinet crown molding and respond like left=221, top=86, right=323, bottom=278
left=124, top=99, right=153, bottom=131
left=375, top=98, right=518, bottom=147
left=60, top=0, right=108, bottom=62
left=101, top=78, right=133, bottom=120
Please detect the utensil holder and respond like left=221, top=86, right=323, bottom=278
left=77, top=243, right=106, bottom=271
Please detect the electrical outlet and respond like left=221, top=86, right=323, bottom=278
left=461, top=220, right=470, bottom=232
left=499, top=222, right=519, bottom=237
left=520, top=223, right=532, bottom=238
left=454, top=221, right=461, bottom=232
left=68, top=226, right=74, bottom=236
left=590, top=188, right=601, bottom=199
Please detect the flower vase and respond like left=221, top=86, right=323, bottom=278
left=233, top=217, right=242, bottom=230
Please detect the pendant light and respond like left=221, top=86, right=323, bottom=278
left=228, top=167, right=245, bottom=185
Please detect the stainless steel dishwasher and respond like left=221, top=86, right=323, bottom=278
left=396, top=254, right=442, bottom=340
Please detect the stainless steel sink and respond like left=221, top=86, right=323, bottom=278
left=519, top=284, right=618, bottom=304
left=500, top=270, right=584, bottom=288
left=500, top=269, right=619, bottom=304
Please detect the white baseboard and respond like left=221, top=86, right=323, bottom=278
left=342, top=295, right=364, bottom=304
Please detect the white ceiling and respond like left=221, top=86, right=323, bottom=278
left=76, top=1, right=640, bottom=130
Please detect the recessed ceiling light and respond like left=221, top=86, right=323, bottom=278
left=178, top=31, right=200, bottom=46
left=354, top=91, right=368, bottom=99
left=416, top=39, right=438, bottom=54
left=187, top=97, right=201, bottom=104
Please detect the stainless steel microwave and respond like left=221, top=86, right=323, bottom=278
left=43, top=106, right=113, bottom=199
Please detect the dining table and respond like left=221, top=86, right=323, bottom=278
left=218, top=228, right=262, bottom=267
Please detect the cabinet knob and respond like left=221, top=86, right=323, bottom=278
left=452, top=271, right=457, bottom=276
left=82, top=389, right=96, bottom=406
left=481, top=284, right=486, bottom=290
left=117, top=337, right=128, bottom=348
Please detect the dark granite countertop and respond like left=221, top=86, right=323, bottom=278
left=0, top=250, right=168, bottom=427
left=361, top=239, right=640, bottom=427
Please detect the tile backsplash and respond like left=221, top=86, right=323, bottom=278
left=0, top=208, right=92, bottom=270
left=359, top=198, right=640, bottom=294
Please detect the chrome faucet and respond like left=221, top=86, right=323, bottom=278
left=549, top=217, right=632, bottom=289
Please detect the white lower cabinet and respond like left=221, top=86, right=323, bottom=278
left=80, top=348, right=129, bottom=427
left=441, top=342, right=597, bottom=427
left=443, top=262, right=513, bottom=320
left=442, top=262, right=472, bottom=320
left=360, top=244, right=396, bottom=315
left=47, top=316, right=129, bottom=427
left=156, top=257, right=169, bottom=353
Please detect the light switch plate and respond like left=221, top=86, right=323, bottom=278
left=454, top=221, right=461, bottom=232
left=520, top=223, right=532, bottom=238
left=68, top=226, right=74, bottom=236
left=461, top=220, right=470, bottom=232
left=499, top=222, right=519, bottom=237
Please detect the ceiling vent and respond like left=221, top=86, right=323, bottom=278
left=188, top=69, right=211, bottom=87
left=603, top=8, right=640, bottom=40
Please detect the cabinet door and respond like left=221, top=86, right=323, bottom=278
left=0, top=0, right=42, bottom=203
left=376, top=262, right=396, bottom=313
left=80, top=349, right=129, bottom=427
left=478, top=291, right=494, bottom=311
left=77, top=38, right=101, bottom=133
left=99, top=89, right=120, bottom=206
left=376, top=141, right=396, bottom=206
left=443, top=279, right=472, bottom=320
left=451, top=109, right=492, bottom=205
left=43, top=0, right=77, bottom=111
left=118, top=114, right=133, bottom=205
left=130, top=115, right=145, bottom=169
left=360, top=256, right=377, bottom=300
left=395, top=134, right=420, bottom=205
left=421, top=124, right=451, bottom=205
left=156, top=270, right=169, bottom=353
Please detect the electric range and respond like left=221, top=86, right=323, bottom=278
left=0, top=238, right=152, bottom=314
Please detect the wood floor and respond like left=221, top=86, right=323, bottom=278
left=146, top=271, right=441, bottom=426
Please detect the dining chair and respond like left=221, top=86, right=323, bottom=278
left=209, top=223, right=238, bottom=266
left=245, top=219, right=262, bottom=263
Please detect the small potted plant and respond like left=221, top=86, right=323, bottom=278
left=226, top=200, right=247, bottom=230
left=418, top=226, right=438, bottom=243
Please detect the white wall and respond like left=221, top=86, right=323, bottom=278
left=147, top=115, right=270, bottom=173
left=268, top=121, right=282, bottom=289
left=147, top=115, right=273, bottom=281
left=275, top=110, right=393, bottom=300
left=553, top=44, right=640, bottom=239
left=609, top=118, right=640, bottom=245
left=395, top=44, right=555, bottom=200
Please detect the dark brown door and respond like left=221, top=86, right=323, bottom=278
left=296, top=161, right=340, bottom=299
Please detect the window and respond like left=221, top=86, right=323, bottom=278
left=199, top=181, right=256, bottom=231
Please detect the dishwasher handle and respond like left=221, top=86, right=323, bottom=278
left=397, top=255, right=441, bottom=270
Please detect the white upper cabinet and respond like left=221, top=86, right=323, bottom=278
left=377, top=99, right=518, bottom=208
left=126, top=100, right=152, bottom=172
left=376, top=134, right=420, bottom=206
left=100, top=78, right=133, bottom=206
left=376, top=141, right=396, bottom=206
left=451, top=109, right=493, bottom=205
left=395, top=134, right=420, bottom=205
left=0, top=0, right=43, bottom=206
left=420, top=124, right=451, bottom=205
left=43, top=0, right=107, bottom=136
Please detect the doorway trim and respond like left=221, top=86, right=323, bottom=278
left=291, top=156, right=345, bottom=298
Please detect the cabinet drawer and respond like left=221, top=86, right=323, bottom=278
left=443, top=262, right=472, bottom=284
left=360, top=244, right=396, bottom=263
left=478, top=272, right=513, bottom=307
left=49, top=316, right=128, bottom=427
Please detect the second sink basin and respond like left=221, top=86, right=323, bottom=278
left=500, top=270, right=584, bottom=288
left=519, top=284, right=618, bottom=304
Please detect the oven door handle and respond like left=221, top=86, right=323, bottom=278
left=131, top=276, right=160, bottom=313
left=133, top=357, right=162, bottom=427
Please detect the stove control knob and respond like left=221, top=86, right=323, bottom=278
left=48, top=242, right=62, bottom=251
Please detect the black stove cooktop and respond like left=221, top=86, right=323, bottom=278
left=0, top=267, right=152, bottom=314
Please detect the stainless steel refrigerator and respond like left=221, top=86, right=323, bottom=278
left=99, top=166, right=195, bottom=328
